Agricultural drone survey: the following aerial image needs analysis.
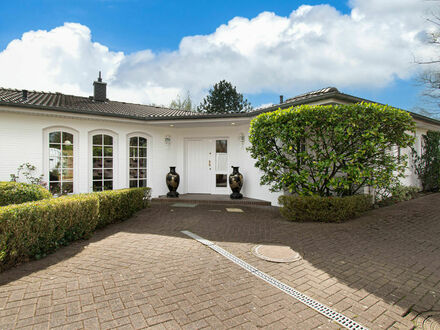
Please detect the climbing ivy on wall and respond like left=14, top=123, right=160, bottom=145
left=412, top=131, right=440, bottom=191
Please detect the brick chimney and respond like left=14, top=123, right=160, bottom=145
left=93, top=71, right=107, bottom=102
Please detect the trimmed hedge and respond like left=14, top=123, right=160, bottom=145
left=96, top=188, right=151, bottom=228
left=279, top=194, right=372, bottom=223
left=0, top=187, right=150, bottom=271
left=0, top=182, right=52, bottom=206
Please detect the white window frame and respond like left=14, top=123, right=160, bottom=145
left=88, top=129, right=118, bottom=192
left=126, top=132, right=152, bottom=189
left=43, top=126, right=79, bottom=194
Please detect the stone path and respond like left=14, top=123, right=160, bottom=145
left=1, top=194, right=440, bottom=329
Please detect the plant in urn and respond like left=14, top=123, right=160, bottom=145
left=229, top=166, right=243, bottom=199
left=166, top=166, right=180, bottom=197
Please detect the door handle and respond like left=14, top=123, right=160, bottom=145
left=208, top=160, right=211, bottom=167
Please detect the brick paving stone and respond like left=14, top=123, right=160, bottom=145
left=1, top=193, right=440, bottom=329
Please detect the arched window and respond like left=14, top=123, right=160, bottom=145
left=92, top=134, right=114, bottom=191
left=129, top=136, right=147, bottom=188
left=48, top=131, right=74, bottom=195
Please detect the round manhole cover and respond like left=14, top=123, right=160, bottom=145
left=252, top=244, right=301, bottom=263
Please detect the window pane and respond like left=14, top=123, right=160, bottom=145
left=103, top=135, right=113, bottom=146
left=216, top=140, right=227, bottom=153
left=103, top=181, right=113, bottom=190
left=130, top=137, right=138, bottom=147
left=49, top=131, right=61, bottom=143
left=129, top=158, right=138, bottom=168
left=49, top=157, right=61, bottom=171
left=62, top=157, right=73, bottom=168
left=216, top=174, right=227, bottom=187
left=139, top=137, right=147, bottom=147
left=62, top=145, right=73, bottom=156
left=129, top=147, right=138, bottom=157
left=104, top=147, right=113, bottom=157
left=139, top=169, right=147, bottom=179
left=103, top=158, right=113, bottom=169
left=49, top=182, right=61, bottom=194
left=93, top=135, right=102, bottom=145
left=93, top=157, right=102, bottom=168
left=62, top=132, right=73, bottom=145
left=50, top=169, right=61, bottom=181
left=139, top=179, right=147, bottom=187
left=216, top=153, right=228, bottom=172
left=93, top=146, right=102, bottom=157
left=93, top=169, right=102, bottom=180
left=62, top=182, right=73, bottom=194
left=139, top=147, right=147, bottom=157
left=130, top=169, right=138, bottom=179
left=49, top=143, right=61, bottom=151
left=104, top=169, right=113, bottom=179
left=139, top=158, right=147, bottom=168
left=93, top=181, right=102, bottom=192
left=62, top=169, right=73, bottom=181
left=129, top=180, right=138, bottom=188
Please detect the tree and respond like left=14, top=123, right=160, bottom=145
left=169, top=91, right=195, bottom=112
left=197, top=80, right=253, bottom=113
left=416, top=9, right=440, bottom=116
left=248, top=103, right=415, bottom=197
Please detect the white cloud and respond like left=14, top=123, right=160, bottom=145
left=0, top=0, right=437, bottom=106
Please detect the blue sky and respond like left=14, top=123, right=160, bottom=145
left=0, top=0, right=432, bottom=111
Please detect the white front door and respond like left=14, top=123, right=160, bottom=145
left=186, top=139, right=212, bottom=193
left=185, top=138, right=229, bottom=194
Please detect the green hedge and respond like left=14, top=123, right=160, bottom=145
left=96, top=188, right=151, bottom=228
left=279, top=194, right=372, bottom=223
left=0, top=187, right=150, bottom=271
left=0, top=182, right=52, bottom=206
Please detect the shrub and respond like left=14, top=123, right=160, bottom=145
left=279, top=194, right=373, bottom=222
left=377, top=185, right=420, bottom=207
left=95, top=188, right=151, bottom=228
left=391, top=185, right=419, bottom=201
left=0, top=181, right=52, bottom=206
left=10, top=162, right=45, bottom=186
left=412, top=131, right=440, bottom=192
left=0, top=194, right=99, bottom=270
left=0, top=187, right=151, bottom=271
left=249, top=103, right=415, bottom=197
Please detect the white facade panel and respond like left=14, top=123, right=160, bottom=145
left=0, top=106, right=438, bottom=207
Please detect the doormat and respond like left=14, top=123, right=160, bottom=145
left=226, top=208, right=244, bottom=213
left=170, top=203, right=198, bottom=208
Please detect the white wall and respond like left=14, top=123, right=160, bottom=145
left=0, top=109, right=282, bottom=205
left=0, top=106, right=438, bottom=206
left=168, top=123, right=282, bottom=205
left=0, top=110, right=172, bottom=197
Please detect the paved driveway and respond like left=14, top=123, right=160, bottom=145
left=1, top=194, right=440, bottom=329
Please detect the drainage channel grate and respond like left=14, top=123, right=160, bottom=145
left=181, top=230, right=368, bottom=330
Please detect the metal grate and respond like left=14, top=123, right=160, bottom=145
left=181, top=230, right=368, bottom=330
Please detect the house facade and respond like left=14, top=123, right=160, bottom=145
left=1, top=79, right=439, bottom=206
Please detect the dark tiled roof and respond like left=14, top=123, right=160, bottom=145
left=1, top=86, right=440, bottom=126
left=284, top=87, right=340, bottom=104
left=0, top=88, right=202, bottom=120
left=253, top=87, right=440, bottom=126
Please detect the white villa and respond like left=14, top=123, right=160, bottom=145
left=1, top=76, right=439, bottom=206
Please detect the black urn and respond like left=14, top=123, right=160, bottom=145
left=166, top=166, right=180, bottom=198
left=229, top=166, right=243, bottom=199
